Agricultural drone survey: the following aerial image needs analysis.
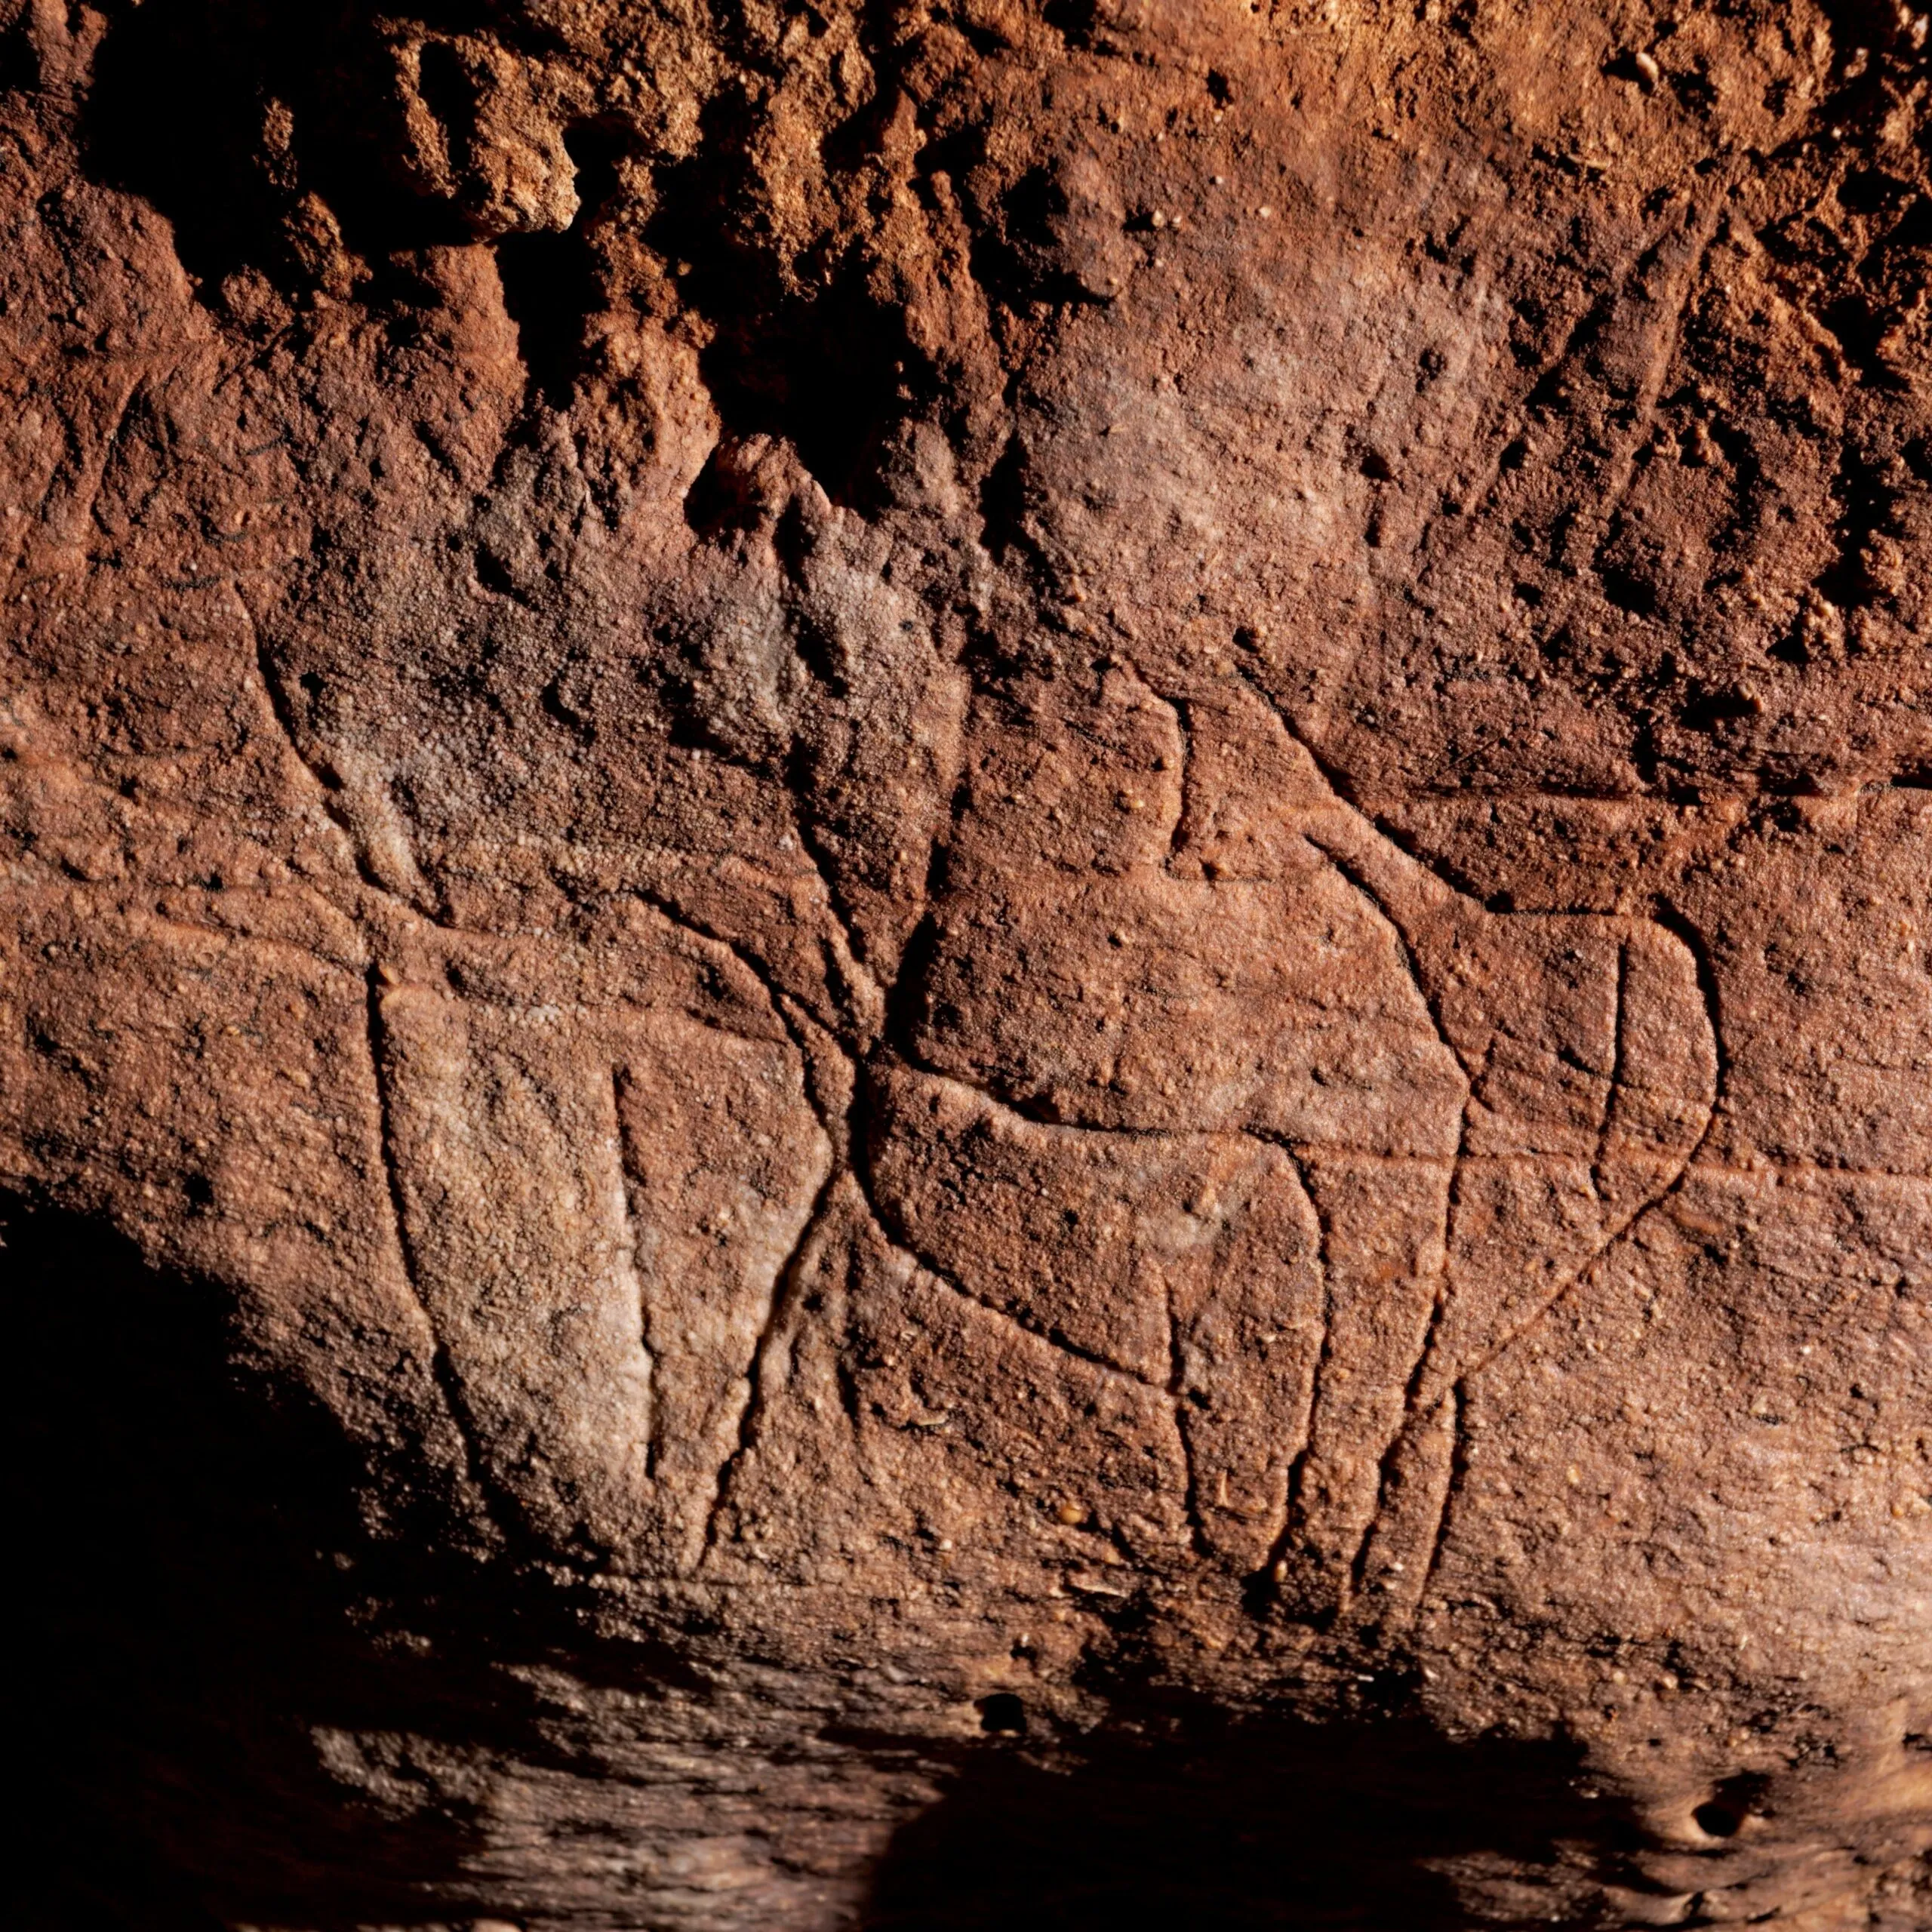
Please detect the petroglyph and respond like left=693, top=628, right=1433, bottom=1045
left=106, top=614, right=1708, bottom=1607
left=6, top=2, right=1929, bottom=1921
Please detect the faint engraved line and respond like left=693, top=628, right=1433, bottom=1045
left=1229, top=665, right=1718, bottom=1617
left=614, top=875, right=857, bottom=1051
left=1288, top=1146, right=1584, bottom=1172
left=1300, top=832, right=1477, bottom=1076
left=1394, top=1116, right=1720, bottom=1623
left=876, top=1057, right=1313, bottom=1152
left=1428, top=186, right=1728, bottom=582
left=1451, top=288, right=1618, bottom=535
left=1679, top=1160, right=1932, bottom=1186
left=1163, top=1275, right=1212, bottom=1558
left=691, top=928, right=860, bottom=1564
left=1456, top=1169, right=1711, bottom=1395
left=1411, top=1382, right=1468, bottom=1620
left=75, top=369, right=143, bottom=543
left=1364, top=786, right=1682, bottom=802
left=105, top=897, right=362, bottom=978
left=1345, top=1107, right=1468, bottom=1611
left=884, top=1068, right=1243, bottom=1143
left=782, top=744, right=892, bottom=1008
left=1403, top=1169, right=1693, bottom=1628
left=360, top=964, right=505, bottom=1540
left=1567, top=209, right=1728, bottom=561
left=698, top=1154, right=847, bottom=1567
left=1259, top=1143, right=1337, bottom=1594
left=1349, top=1272, right=1459, bottom=1607
left=1590, top=936, right=1629, bottom=1204
left=1196, top=669, right=1494, bottom=1611
left=609, top=1065, right=657, bottom=1481
left=1162, top=687, right=1198, bottom=870
left=1441, top=199, right=1734, bottom=679
left=238, top=595, right=458, bottom=931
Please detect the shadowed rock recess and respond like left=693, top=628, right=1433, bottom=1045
left=1, top=0, right=1927, bottom=1924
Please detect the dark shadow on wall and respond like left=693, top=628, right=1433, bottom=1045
left=0, top=1195, right=497, bottom=1932
left=862, top=1708, right=1629, bottom=1932
left=72, top=0, right=941, bottom=508
left=2, top=1195, right=1650, bottom=1932
left=78, top=0, right=475, bottom=291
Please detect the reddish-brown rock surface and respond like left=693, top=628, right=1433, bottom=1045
left=2, top=0, right=1928, bottom=1925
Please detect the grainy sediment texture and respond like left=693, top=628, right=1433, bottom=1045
left=2, top=0, right=1928, bottom=1925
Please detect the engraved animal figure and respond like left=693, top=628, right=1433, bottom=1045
left=871, top=660, right=1715, bottom=1620
left=0, top=247, right=1711, bottom=1606
left=0, top=100, right=1715, bottom=1614
left=265, top=595, right=1711, bottom=1620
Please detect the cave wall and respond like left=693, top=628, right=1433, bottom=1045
left=1, top=0, right=1928, bottom=1924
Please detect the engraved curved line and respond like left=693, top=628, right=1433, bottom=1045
left=783, top=746, right=893, bottom=1006
left=1411, top=1382, right=1468, bottom=1618
left=1401, top=1124, right=1720, bottom=1617
left=862, top=1214, right=1168, bottom=1393
left=361, top=965, right=509, bottom=1542
left=1404, top=928, right=1723, bottom=1624
left=585, top=891, right=858, bottom=1564
left=698, top=1149, right=847, bottom=1566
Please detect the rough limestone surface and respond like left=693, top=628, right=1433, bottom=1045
left=1, top=0, right=1929, bottom=1926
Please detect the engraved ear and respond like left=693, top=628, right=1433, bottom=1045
left=1150, top=671, right=1335, bottom=881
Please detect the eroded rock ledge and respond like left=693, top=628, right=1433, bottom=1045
left=2, top=0, right=1927, bottom=1925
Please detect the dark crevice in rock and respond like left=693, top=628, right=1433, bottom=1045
left=83, top=0, right=473, bottom=291
left=494, top=115, right=635, bottom=409
left=860, top=1712, right=1630, bottom=1932
left=648, top=96, right=940, bottom=509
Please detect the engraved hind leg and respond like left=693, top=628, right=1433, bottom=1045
left=1160, top=674, right=1714, bottom=1619
left=1302, top=899, right=1717, bottom=1627
left=1356, top=917, right=1715, bottom=1626
left=374, top=974, right=829, bottom=1571
left=375, top=984, right=655, bottom=1557
left=1419, top=914, right=1718, bottom=1411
